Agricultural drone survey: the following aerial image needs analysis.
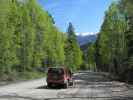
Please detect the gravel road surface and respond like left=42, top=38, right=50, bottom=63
left=0, top=71, right=133, bottom=100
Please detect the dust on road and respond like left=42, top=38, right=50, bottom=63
left=0, top=71, right=133, bottom=100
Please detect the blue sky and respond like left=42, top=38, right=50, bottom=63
left=38, top=0, right=112, bottom=35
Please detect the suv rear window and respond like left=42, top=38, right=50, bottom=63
left=48, top=68, right=64, bottom=75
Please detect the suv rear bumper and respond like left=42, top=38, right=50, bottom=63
left=47, top=79, right=65, bottom=85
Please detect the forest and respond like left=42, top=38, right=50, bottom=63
left=86, top=0, right=133, bottom=82
left=0, top=0, right=132, bottom=82
left=0, top=0, right=82, bottom=80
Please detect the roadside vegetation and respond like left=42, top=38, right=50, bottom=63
left=0, top=0, right=132, bottom=83
left=86, top=0, right=133, bottom=82
left=0, top=0, right=82, bottom=81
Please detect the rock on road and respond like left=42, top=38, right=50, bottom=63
left=0, top=71, right=133, bottom=100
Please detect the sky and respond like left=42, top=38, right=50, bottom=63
left=38, top=0, right=113, bottom=35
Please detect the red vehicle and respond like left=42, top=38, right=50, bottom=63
left=46, top=67, right=74, bottom=88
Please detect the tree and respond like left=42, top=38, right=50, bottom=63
left=0, top=0, right=18, bottom=74
left=118, top=0, right=133, bottom=81
left=0, top=0, right=66, bottom=79
left=65, top=22, right=82, bottom=71
left=87, top=43, right=96, bottom=71
left=96, top=3, right=128, bottom=75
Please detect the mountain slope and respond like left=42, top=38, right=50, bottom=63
left=77, top=34, right=97, bottom=46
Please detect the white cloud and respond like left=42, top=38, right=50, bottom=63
left=76, top=32, right=97, bottom=36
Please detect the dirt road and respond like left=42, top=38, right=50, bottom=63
left=0, top=71, right=133, bottom=100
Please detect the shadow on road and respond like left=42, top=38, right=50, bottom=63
left=73, top=71, right=112, bottom=82
left=36, top=85, right=63, bottom=90
left=34, top=71, right=133, bottom=100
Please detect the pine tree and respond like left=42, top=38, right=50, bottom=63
left=87, top=43, right=96, bottom=71
left=65, top=22, right=82, bottom=71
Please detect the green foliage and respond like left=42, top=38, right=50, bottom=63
left=96, top=3, right=128, bottom=73
left=65, top=22, right=82, bottom=71
left=86, top=43, right=96, bottom=70
left=95, top=1, right=133, bottom=81
left=0, top=0, right=18, bottom=73
left=119, top=0, right=133, bottom=81
left=0, top=0, right=66, bottom=79
left=0, top=0, right=83, bottom=80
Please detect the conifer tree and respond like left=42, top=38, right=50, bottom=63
left=65, top=22, right=82, bottom=70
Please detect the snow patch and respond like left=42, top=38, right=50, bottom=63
left=76, top=32, right=97, bottom=36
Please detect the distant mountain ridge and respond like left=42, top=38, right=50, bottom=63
left=77, top=34, right=97, bottom=46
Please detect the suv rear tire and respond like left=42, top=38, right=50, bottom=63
left=48, top=83, right=52, bottom=88
left=64, top=80, right=69, bottom=88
